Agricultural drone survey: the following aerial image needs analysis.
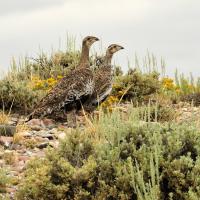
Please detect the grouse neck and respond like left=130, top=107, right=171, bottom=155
left=79, top=44, right=90, bottom=68
left=104, top=53, right=113, bottom=65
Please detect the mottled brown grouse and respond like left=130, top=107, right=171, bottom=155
left=84, top=44, right=124, bottom=111
left=28, top=36, right=99, bottom=121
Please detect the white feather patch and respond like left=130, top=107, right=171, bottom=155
left=92, top=86, right=112, bottom=104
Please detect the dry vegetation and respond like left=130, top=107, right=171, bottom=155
left=16, top=108, right=200, bottom=200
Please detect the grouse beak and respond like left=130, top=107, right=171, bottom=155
left=93, top=37, right=100, bottom=42
left=115, top=45, right=124, bottom=52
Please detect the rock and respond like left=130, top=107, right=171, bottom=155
left=49, top=140, right=59, bottom=148
left=48, top=128, right=58, bottom=135
left=57, top=132, right=66, bottom=140
left=26, top=151, right=33, bottom=156
left=193, top=107, right=199, bottom=112
left=0, top=159, right=4, bottom=167
left=41, top=119, right=56, bottom=129
left=0, top=125, right=16, bottom=136
left=16, top=149, right=27, bottom=154
left=7, top=117, right=19, bottom=126
left=22, top=131, right=33, bottom=138
left=27, top=119, right=41, bottom=127
left=37, top=132, right=54, bottom=140
left=18, top=155, right=29, bottom=163
left=27, top=118, right=56, bottom=130
left=30, top=125, right=42, bottom=131
left=6, top=187, right=16, bottom=194
left=0, top=136, right=13, bottom=148
left=33, top=150, right=45, bottom=158
left=11, top=144, right=21, bottom=151
left=12, top=160, right=25, bottom=173
left=11, top=117, right=19, bottom=122
left=42, top=134, right=54, bottom=140
left=37, top=142, right=49, bottom=149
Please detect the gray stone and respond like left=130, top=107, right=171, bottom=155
left=38, top=133, right=54, bottom=140
left=0, top=136, right=13, bottom=148
left=30, top=125, right=42, bottom=131
left=57, top=132, right=66, bottom=140
left=22, top=131, right=33, bottom=138
left=0, top=125, right=16, bottom=136
left=37, top=142, right=49, bottom=149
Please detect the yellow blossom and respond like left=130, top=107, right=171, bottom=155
left=57, top=75, right=63, bottom=79
left=162, top=77, right=174, bottom=90
left=47, top=78, right=56, bottom=84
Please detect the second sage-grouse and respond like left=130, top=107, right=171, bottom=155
left=84, top=44, right=124, bottom=111
left=28, top=36, right=99, bottom=121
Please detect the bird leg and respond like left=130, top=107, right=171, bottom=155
left=72, top=109, right=77, bottom=127
left=65, top=109, right=77, bottom=128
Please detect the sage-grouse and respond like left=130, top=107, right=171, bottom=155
left=28, top=36, right=99, bottom=121
left=84, top=44, right=124, bottom=111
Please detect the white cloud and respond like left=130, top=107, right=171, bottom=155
left=0, top=0, right=66, bottom=16
left=0, top=0, right=200, bottom=77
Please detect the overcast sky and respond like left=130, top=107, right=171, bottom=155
left=0, top=0, right=200, bottom=78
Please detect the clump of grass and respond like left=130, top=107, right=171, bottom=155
left=23, top=138, right=37, bottom=149
left=3, top=150, right=17, bottom=165
left=0, top=111, right=10, bottom=125
left=13, top=133, right=24, bottom=145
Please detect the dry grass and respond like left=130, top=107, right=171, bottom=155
left=13, top=123, right=30, bottom=144
left=3, top=150, right=17, bottom=165
left=13, top=132, right=25, bottom=145
left=0, top=111, right=10, bottom=125
left=16, top=122, right=29, bottom=133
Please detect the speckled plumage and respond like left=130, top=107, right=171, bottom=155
left=28, top=36, right=99, bottom=121
left=92, top=64, right=113, bottom=105
left=84, top=44, right=124, bottom=111
left=31, top=68, right=94, bottom=119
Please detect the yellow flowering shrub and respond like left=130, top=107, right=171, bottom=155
left=100, top=95, right=119, bottom=111
left=161, top=77, right=175, bottom=90
left=161, top=76, right=199, bottom=96
left=31, top=75, right=63, bottom=91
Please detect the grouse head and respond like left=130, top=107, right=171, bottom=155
left=106, top=44, right=124, bottom=55
left=83, top=36, right=99, bottom=48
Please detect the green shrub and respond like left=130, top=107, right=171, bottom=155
left=0, top=168, right=10, bottom=194
left=30, top=51, right=80, bottom=79
left=16, top=108, right=200, bottom=199
left=0, top=79, right=44, bottom=113
left=112, top=70, right=161, bottom=104
left=137, top=103, right=176, bottom=122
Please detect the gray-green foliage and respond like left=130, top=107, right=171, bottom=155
left=0, top=79, right=43, bottom=113
left=16, top=108, right=200, bottom=199
left=112, top=70, right=161, bottom=104
left=0, top=168, right=10, bottom=194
